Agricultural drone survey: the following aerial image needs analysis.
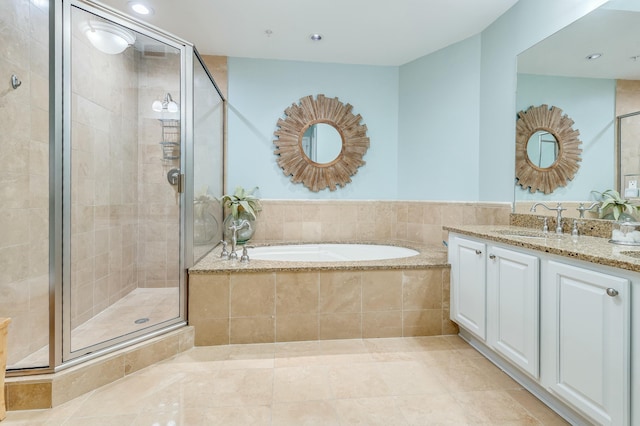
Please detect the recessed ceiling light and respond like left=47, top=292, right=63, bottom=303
left=586, top=53, right=602, bottom=60
left=129, top=2, right=153, bottom=15
left=310, top=33, right=323, bottom=41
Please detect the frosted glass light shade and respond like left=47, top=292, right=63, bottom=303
left=151, top=100, right=164, bottom=112
left=167, top=101, right=179, bottom=113
left=84, top=21, right=135, bottom=55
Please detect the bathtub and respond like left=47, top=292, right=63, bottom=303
left=245, top=243, right=419, bottom=262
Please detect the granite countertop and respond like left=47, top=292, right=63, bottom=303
left=445, top=224, right=640, bottom=274
left=190, top=241, right=449, bottom=273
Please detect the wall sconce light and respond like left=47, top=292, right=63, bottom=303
left=152, top=93, right=179, bottom=113
left=83, top=20, right=135, bottom=55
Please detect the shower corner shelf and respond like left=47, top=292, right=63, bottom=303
left=159, top=119, right=180, bottom=161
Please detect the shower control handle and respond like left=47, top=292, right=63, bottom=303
left=167, top=168, right=180, bottom=186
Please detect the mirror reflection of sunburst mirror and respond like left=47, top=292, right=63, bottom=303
left=515, top=104, right=582, bottom=194
left=273, top=94, right=370, bottom=192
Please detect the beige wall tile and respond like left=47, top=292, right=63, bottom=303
left=319, top=313, right=362, bottom=340
left=276, top=314, right=319, bottom=342
left=230, top=273, right=275, bottom=317
left=362, top=271, right=402, bottom=312
left=230, top=317, right=275, bottom=344
left=403, top=270, right=443, bottom=310
left=319, top=272, right=361, bottom=313
left=191, top=317, right=229, bottom=346
left=276, top=272, right=319, bottom=315
left=362, top=311, right=402, bottom=338
left=403, top=310, right=442, bottom=337
left=189, top=274, right=229, bottom=319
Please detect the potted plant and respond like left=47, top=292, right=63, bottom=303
left=592, top=189, right=638, bottom=221
left=220, top=186, right=262, bottom=244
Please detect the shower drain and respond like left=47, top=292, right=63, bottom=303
left=134, top=317, right=150, bottom=324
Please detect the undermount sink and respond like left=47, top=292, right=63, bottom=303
left=495, top=229, right=562, bottom=239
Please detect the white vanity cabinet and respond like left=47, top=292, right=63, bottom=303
left=449, top=236, right=487, bottom=340
left=486, top=246, right=539, bottom=378
left=541, top=260, right=630, bottom=426
left=449, top=236, right=539, bottom=377
left=448, top=232, right=633, bottom=426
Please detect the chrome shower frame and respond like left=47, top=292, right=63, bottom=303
left=8, top=0, right=199, bottom=376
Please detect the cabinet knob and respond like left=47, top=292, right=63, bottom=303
left=606, top=288, right=619, bottom=297
left=489, top=254, right=496, bottom=259
left=475, top=249, right=482, bottom=255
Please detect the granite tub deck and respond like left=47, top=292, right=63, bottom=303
left=188, top=242, right=455, bottom=346
left=444, top=224, right=640, bottom=273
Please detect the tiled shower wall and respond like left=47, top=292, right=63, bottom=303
left=0, top=0, right=50, bottom=365
left=251, top=200, right=512, bottom=246
left=70, top=10, right=140, bottom=329
left=136, top=50, right=181, bottom=289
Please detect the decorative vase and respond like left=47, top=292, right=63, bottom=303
left=223, top=211, right=256, bottom=245
left=603, top=212, right=637, bottom=222
left=193, top=201, right=218, bottom=245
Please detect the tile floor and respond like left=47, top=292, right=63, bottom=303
left=3, top=335, right=568, bottom=425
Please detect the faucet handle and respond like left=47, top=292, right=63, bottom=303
left=542, top=217, right=549, bottom=233
left=240, top=245, right=250, bottom=262
left=219, top=240, right=229, bottom=258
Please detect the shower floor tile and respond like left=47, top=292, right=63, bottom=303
left=3, top=335, right=570, bottom=425
left=9, top=288, right=179, bottom=369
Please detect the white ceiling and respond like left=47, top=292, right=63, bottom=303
left=518, top=1, right=640, bottom=80
left=98, top=0, right=519, bottom=66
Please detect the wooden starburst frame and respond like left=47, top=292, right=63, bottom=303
left=273, top=94, right=370, bottom=192
left=515, top=104, right=582, bottom=194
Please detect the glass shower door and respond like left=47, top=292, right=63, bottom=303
left=66, top=4, right=184, bottom=358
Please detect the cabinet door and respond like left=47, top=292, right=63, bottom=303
left=450, top=236, right=486, bottom=340
left=543, top=261, right=630, bottom=426
left=487, top=246, right=539, bottom=378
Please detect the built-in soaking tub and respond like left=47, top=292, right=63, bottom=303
left=246, top=243, right=419, bottom=262
left=188, top=242, right=456, bottom=345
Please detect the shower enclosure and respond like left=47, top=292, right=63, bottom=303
left=617, top=111, right=640, bottom=198
left=1, top=0, right=224, bottom=375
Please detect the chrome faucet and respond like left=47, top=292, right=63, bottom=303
left=228, top=219, right=249, bottom=260
left=530, top=202, right=566, bottom=234
left=576, top=202, right=601, bottom=218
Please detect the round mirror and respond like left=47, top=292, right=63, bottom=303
left=273, top=94, right=369, bottom=192
left=301, top=123, right=343, bottom=164
left=515, top=104, right=582, bottom=194
left=526, top=131, right=558, bottom=168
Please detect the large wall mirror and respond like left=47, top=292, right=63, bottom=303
left=515, top=0, right=640, bottom=203
left=273, top=94, right=370, bottom=192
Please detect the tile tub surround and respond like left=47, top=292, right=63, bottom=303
left=3, top=327, right=194, bottom=411
left=250, top=200, right=512, bottom=247
left=189, top=244, right=455, bottom=346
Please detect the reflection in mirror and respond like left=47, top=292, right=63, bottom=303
left=526, top=131, right=558, bottom=168
left=301, top=123, right=343, bottom=164
left=514, top=0, right=640, bottom=204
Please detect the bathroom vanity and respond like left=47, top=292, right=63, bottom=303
left=446, top=225, right=639, bottom=426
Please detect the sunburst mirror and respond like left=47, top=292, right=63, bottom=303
left=273, top=94, right=370, bottom=192
left=515, top=104, right=582, bottom=194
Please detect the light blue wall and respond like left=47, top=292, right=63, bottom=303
left=515, top=74, right=616, bottom=201
left=227, top=58, right=399, bottom=199
left=225, top=0, right=608, bottom=202
left=397, top=35, right=481, bottom=200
